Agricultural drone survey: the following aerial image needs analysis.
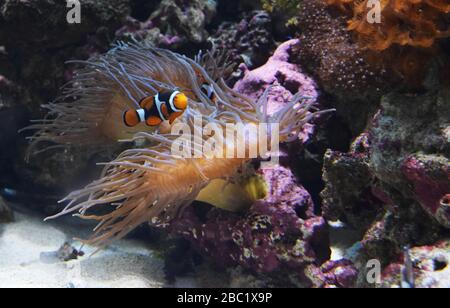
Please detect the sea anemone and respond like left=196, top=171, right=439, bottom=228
left=25, top=41, right=331, bottom=248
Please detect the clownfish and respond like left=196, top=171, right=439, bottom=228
left=195, top=70, right=217, bottom=102
left=201, top=83, right=216, bottom=102
left=123, top=90, right=188, bottom=127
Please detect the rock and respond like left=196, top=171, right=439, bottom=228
left=321, top=133, right=384, bottom=230
left=234, top=39, right=318, bottom=144
left=163, top=165, right=332, bottom=287
left=370, top=89, right=450, bottom=229
left=381, top=240, right=450, bottom=288
left=320, top=259, right=359, bottom=288
left=116, top=0, right=217, bottom=50
left=401, top=154, right=450, bottom=228
left=0, top=0, right=131, bottom=204
left=0, top=0, right=131, bottom=114
left=210, top=10, right=276, bottom=73
left=291, top=0, right=392, bottom=135
left=318, top=88, right=449, bottom=286
left=0, top=196, right=14, bottom=223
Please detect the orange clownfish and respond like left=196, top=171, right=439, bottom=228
left=200, top=83, right=217, bottom=102
left=123, top=90, right=188, bottom=127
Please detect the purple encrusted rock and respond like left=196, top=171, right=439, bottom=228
left=321, top=259, right=359, bottom=288
left=234, top=39, right=318, bottom=144
left=381, top=240, right=450, bottom=288
left=234, top=39, right=318, bottom=101
left=370, top=89, right=450, bottom=229
left=321, top=133, right=385, bottom=230
left=401, top=154, right=450, bottom=228
left=164, top=165, right=331, bottom=286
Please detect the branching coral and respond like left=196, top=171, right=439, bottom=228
left=25, top=41, right=331, bottom=248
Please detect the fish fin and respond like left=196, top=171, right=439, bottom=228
left=146, top=116, right=163, bottom=126
left=169, top=112, right=184, bottom=124
left=139, top=96, right=154, bottom=110
left=123, top=110, right=140, bottom=127
left=160, top=104, right=170, bottom=119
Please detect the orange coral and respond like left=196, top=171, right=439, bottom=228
left=326, top=0, right=450, bottom=51
left=326, top=0, right=450, bottom=85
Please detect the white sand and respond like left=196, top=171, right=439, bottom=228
left=0, top=207, right=366, bottom=288
left=0, top=206, right=228, bottom=288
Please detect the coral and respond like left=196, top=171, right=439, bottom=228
left=292, top=0, right=391, bottom=134
left=327, top=0, right=450, bottom=51
left=234, top=39, right=318, bottom=144
left=326, top=0, right=450, bottom=85
left=380, top=240, right=450, bottom=288
left=116, top=0, right=217, bottom=49
left=210, top=10, right=276, bottom=72
left=163, top=165, right=332, bottom=287
left=321, top=133, right=385, bottom=230
left=260, top=0, right=301, bottom=26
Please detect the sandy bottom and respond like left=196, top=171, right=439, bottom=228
left=0, top=204, right=362, bottom=288
left=0, top=205, right=229, bottom=288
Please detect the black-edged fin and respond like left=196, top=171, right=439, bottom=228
left=139, top=96, right=155, bottom=110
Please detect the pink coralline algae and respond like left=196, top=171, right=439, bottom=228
left=381, top=240, right=450, bottom=288
left=369, top=89, right=450, bottom=231
left=234, top=39, right=318, bottom=143
left=234, top=39, right=318, bottom=100
left=319, top=259, right=359, bottom=288
left=401, top=155, right=450, bottom=228
left=165, top=165, right=332, bottom=286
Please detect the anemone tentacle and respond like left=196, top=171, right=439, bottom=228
left=26, top=41, right=333, bottom=247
